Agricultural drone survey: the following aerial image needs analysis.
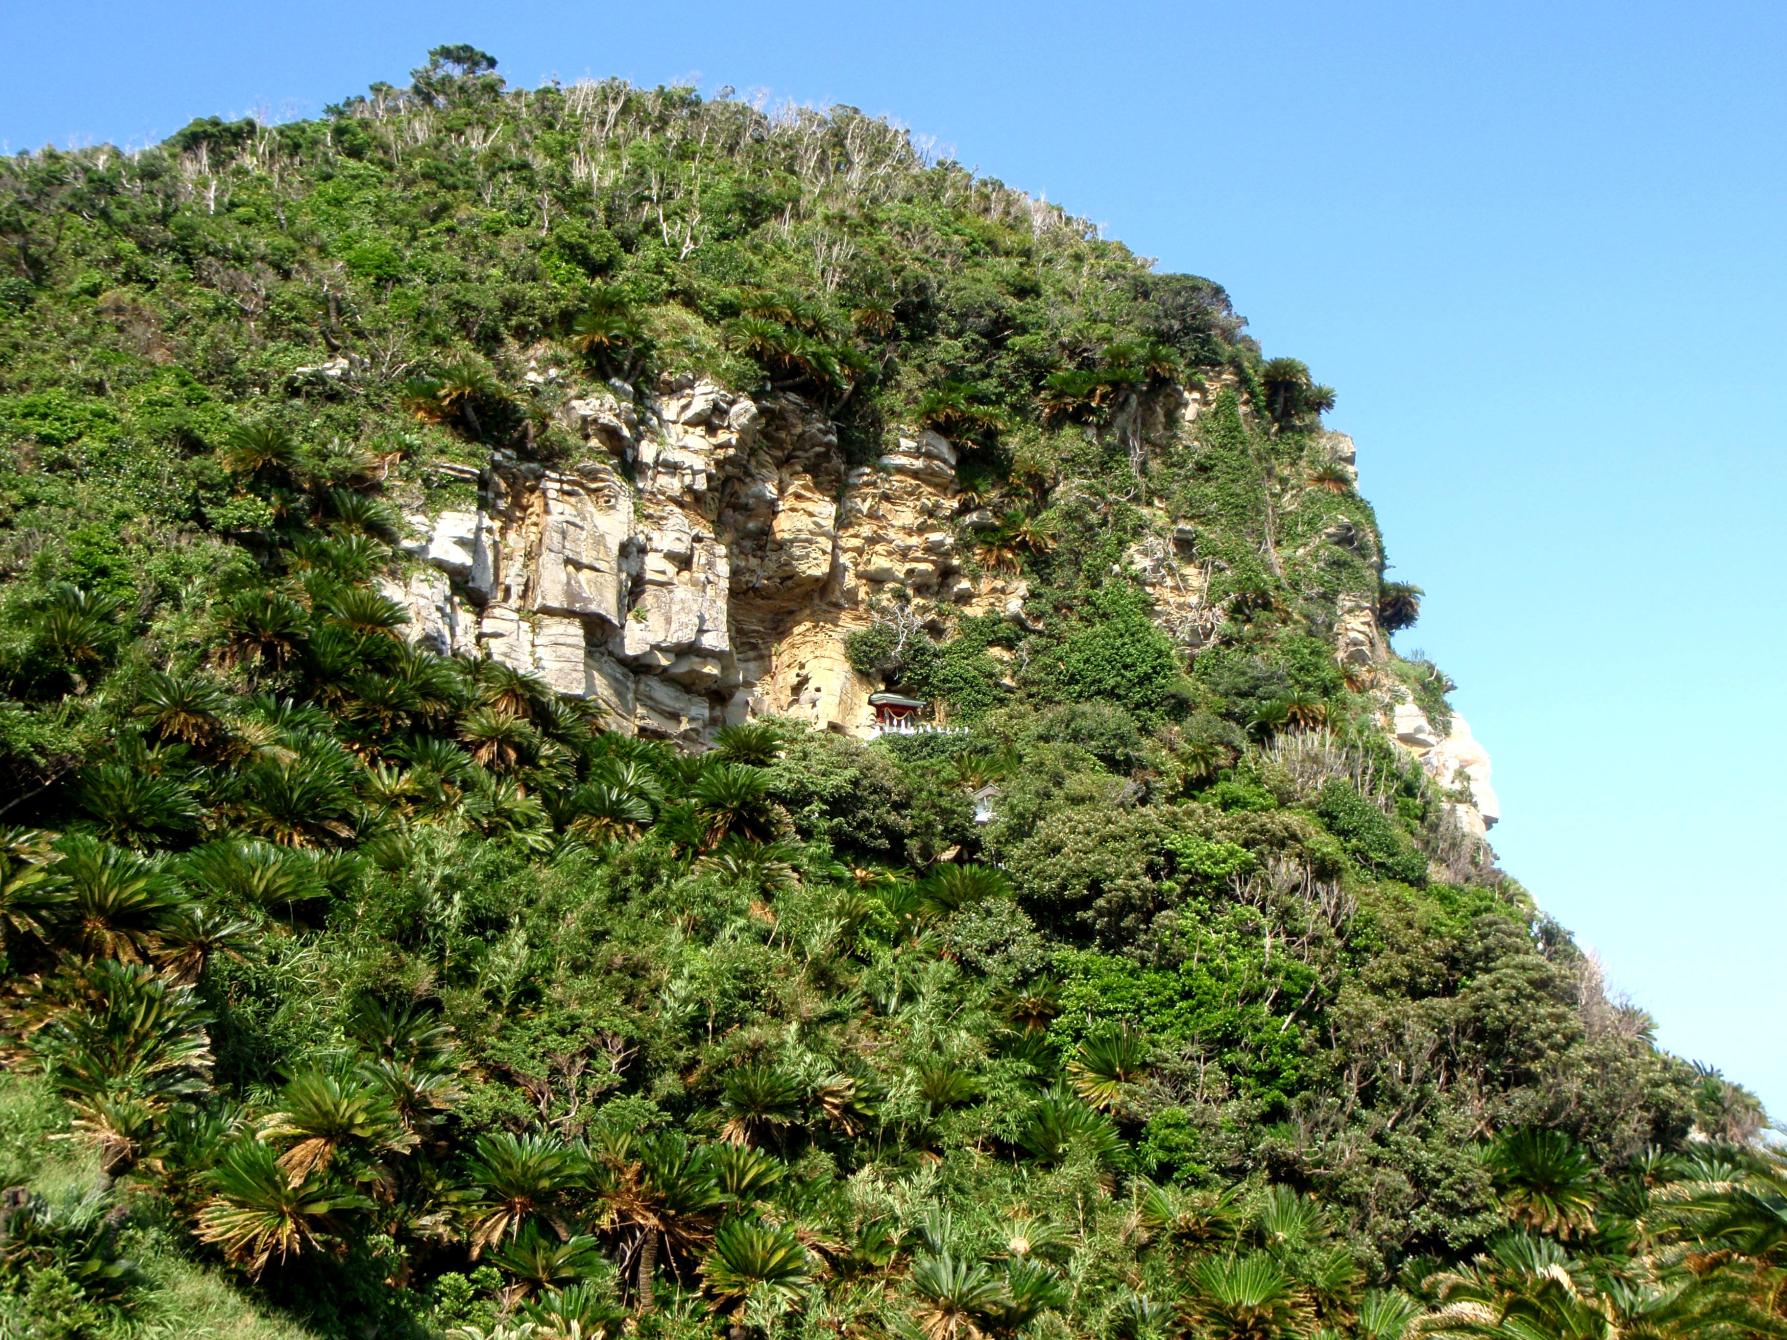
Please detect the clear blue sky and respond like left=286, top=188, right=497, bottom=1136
left=5, top=1, right=1783, bottom=1113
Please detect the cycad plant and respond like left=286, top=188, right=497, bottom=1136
left=701, top=1218, right=811, bottom=1316
left=1486, top=1129, right=1600, bottom=1239
left=463, top=1130, right=581, bottom=1253
left=320, top=487, right=400, bottom=542
left=710, top=721, right=785, bottom=766
left=195, top=1138, right=372, bottom=1278
left=258, top=1066, right=419, bottom=1184
left=75, top=761, right=202, bottom=845
left=317, top=586, right=410, bottom=640
left=560, top=780, right=654, bottom=844
left=231, top=752, right=358, bottom=847
left=220, top=421, right=308, bottom=484
left=488, top=1227, right=608, bottom=1301
left=156, top=904, right=256, bottom=984
left=215, top=589, right=310, bottom=673
left=692, top=763, right=785, bottom=847
left=1182, top=1252, right=1315, bottom=1340
left=718, top=1062, right=804, bottom=1147
left=0, top=826, right=69, bottom=958
left=460, top=707, right=542, bottom=773
left=1015, top=1088, right=1123, bottom=1168
left=908, top=1251, right=1004, bottom=1340
left=918, top=863, right=1012, bottom=915
left=1062, top=1026, right=1150, bottom=1117
left=133, top=670, right=233, bottom=748
left=589, top=1132, right=724, bottom=1308
left=54, top=835, right=186, bottom=962
left=0, top=1187, right=145, bottom=1306
left=519, top=1283, right=628, bottom=1339
left=35, top=960, right=214, bottom=1174
left=707, top=1141, right=786, bottom=1207
left=979, top=1257, right=1069, bottom=1334
left=179, top=838, right=329, bottom=916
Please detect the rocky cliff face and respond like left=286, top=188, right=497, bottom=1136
left=384, top=375, right=1499, bottom=837
left=386, top=376, right=1026, bottom=742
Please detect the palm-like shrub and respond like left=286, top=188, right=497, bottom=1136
left=321, top=487, right=400, bottom=541
left=919, top=863, right=1012, bottom=914
left=1259, top=357, right=1336, bottom=430
left=567, top=301, right=643, bottom=374
left=692, top=763, right=784, bottom=846
left=0, top=1187, right=145, bottom=1305
left=1411, top=1233, right=1597, bottom=1340
left=474, top=659, right=551, bottom=719
left=231, top=753, right=357, bottom=847
left=1110, top=1290, right=1175, bottom=1340
left=1015, top=1089, right=1123, bottom=1167
left=76, top=762, right=202, bottom=844
left=1182, top=1252, right=1314, bottom=1340
left=133, top=670, right=233, bottom=747
left=811, top=1071, right=880, bottom=1139
left=317, top=586, right=409, bottom=640
left=519, top=1283, right=628, bottom=1339
left=697, top=837, right=800, bottom=895
left=997, top=978, right=1060, bottom=1034
left=396, top=735, right=477, bottom=792
left=980, top=1258, right=1068, bottom=1334
left=560, top=780, right=653, bottom=843
left=259, top=1067, right=418, bottom=1184
left=1066, top=1025, right=1153, bottom=1114
left=1655, top=1144, right=1787, bottom=1271
left=916, top=381, right=1004, bottom=440
left=0, top=826, right=69, bottom=955
left=25, top=585, right=121, bottom=677
left=909, top=1251, right=1004, bottom=1340
left=711, top=721, right=785, bottom=766
left=1487, top=1129, right=1599, bottom=1239
left=291, top=533, right=388, bottom=584
left=464, top=1131, right=581, bottom=1253
left=589, top=1132, right=724, bottom=1306
left=487, top=1227, right=607, bottom=1300
left=220, top=422, right=306, bottom=481
left=708, top=1141, right=786, bottom=1204
left=195, top=1138, right=371, bottom=1278
left=719, top=1062, right=804, bottom=1146
left=1356, top=1289, right=1421, bottom=1340
left=156, top=904, right=256, bottom=984
left=701, top=1218, right=811, bottom=1314
left=914, top=1060, right=978, bottom=1113
left=35, top=960, right=213, bottom=1173
left=463, top=776, right=553, bottom=851
left=460, top=707, right=542, bottom=773
left=216, top=589, right=309, bottom=671
left=179, top=838, right=329, bottom=914
left=365, top=1058, right=465, bottom=1138
left=1378, top=581, right=1423, bottom=633
left=403, top=355, right=511, bottom=440
left=54, top=835, right=185, bottom=961
left=342, top=672, right=423, bottom=738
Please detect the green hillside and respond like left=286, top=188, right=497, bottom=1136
left=0, top=47, right=1777, bottom=1340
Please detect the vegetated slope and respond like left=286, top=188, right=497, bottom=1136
left=0, top=46, right=1776, bottom=1340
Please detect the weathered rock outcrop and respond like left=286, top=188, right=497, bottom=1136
left=1389, top=696, right=1501, bottom=839
left=385, top=373, right=1499, bottom=839
left=389, top=379, right=1023, bottom=742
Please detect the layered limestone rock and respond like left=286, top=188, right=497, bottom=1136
left=392, top=379, right=1022, bottom=742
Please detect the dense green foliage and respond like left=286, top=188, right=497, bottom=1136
left=0, top=48, right=1777, bottom=1340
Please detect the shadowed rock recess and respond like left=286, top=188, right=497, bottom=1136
left=0, top=49, right=1772, bottom=1340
